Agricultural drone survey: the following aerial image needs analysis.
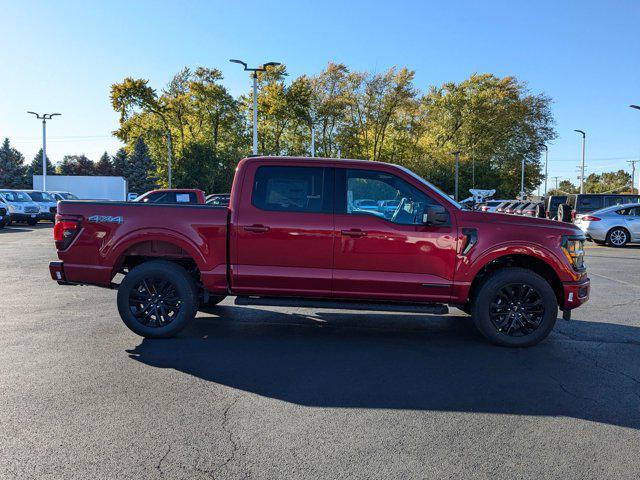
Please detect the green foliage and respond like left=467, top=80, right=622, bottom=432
left=95, top=152, right=114, bottom=176
left=31, top=149, right=55, bottom=176
left=126, top=137, right=157, bottom=193
left=59, top=155, right=97, bottom=176
left=584, top=170, right=632, bottom=193
left=0, top=138, right=29, bottom=188
left=112, top=148, right=128, bottom=177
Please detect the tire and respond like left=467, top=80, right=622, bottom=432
left=535, top=203, right=546, bottom=218
left=557, top=203, right=572, bottom=223
left=471, top=267, right=558, bottom=347
left=117, top=260, right=199, bottom=338
left=605, top=227, right=629, bottom=248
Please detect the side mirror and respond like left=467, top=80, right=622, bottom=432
left=425, top=204, right=449, bottom=226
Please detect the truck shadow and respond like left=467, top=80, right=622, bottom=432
left=127, top=307, right=640, bottom=429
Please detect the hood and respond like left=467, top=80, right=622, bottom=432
left=458, top=210, right=584, bottom=236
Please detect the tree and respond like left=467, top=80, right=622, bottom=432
left=31, top=148, right=55, bottom=176
left=112, top=148, right=128, bottom=177
left=0, top=138, right=29, bottom=188
left=584, top=170, right=631, bottom=194
left=126, top=137, right=157, bottom=193
left=95, top=152, right=114, bottom=176
left=548, top=180, right=578, bottom=196
left=59, top=155, right=97, bottom=176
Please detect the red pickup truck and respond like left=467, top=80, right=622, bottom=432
left=50, top=156, right=590, bottom=347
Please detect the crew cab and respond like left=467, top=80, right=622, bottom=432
left=50, top=157, right=590, bottom=347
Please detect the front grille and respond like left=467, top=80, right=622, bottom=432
left=50, top=206, right=57, bottom=214
left=25, top=206, right=39, bottom=214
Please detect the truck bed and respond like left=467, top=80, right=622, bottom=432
left=55, top=201, right=229, bottom=292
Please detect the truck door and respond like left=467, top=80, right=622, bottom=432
left=332, top=167, right=457, bottom=302
left=232, top=163, right=334, bottom=296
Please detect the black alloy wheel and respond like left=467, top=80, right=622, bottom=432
left=488, top=283, right=545, bottom=337
left=128, top=277, right=182, bottom=327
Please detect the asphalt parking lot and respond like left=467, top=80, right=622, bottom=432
left=1, top=225, right=639, bottom=479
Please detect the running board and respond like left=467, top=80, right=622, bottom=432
left=234, top=296, right=449, bottom=314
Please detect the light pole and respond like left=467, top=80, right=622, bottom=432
left=540, top=144, right=549, bottom=196
left=520, top=156, right=525, bottom=199
left=27, top=111, right=60, bottom=191
left=631, top=106, right=640, bottom=193
left=230, top=59, right=281, bottom=155
left=574, top=129, right=586, bottom=193
left=451, top=151, right=461, bottom=201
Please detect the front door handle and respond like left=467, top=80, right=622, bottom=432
left=244, top=224, right=270, bottom=233
left=341, top=229, right=367, bottom=238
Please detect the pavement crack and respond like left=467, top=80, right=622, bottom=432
left=212, top=393, right=247, bottom=478
left=548, top=373, right=606, bottom=407
left=156, top=446, right=171, bottom=477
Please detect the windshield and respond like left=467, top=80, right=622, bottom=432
left=0, top=191, right=32, bottom=202
left=57, top=192, right=79, bottom=200
left=26, top=191, right=55, bottom=202
left=397, top=166, right=462, bottom=209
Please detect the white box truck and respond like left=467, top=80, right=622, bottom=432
left=33, top=175, right=128, bottom=201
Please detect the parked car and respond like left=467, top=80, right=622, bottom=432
left=504, top=202, right=526, bottom=214
left=566, top=194, right=640, bottom=221
left=50, top=156, right=590, bottom=347
left=495, top=201, right=516, bottom=213
left=479, top=200, right=512, bottom=213
left=0, top=190, right=40, bottom=225
left=23, top=190, right=58, bottom=222
left=134, top=189, right=206, bottom=204
left=206, top=193, right=231, bottom=206
left=521, top=202, right=542, bottom=217
left=544, top=195, right=567, bottom=220
left=513, top=202, right=534, bottom=215
left=50, top=191, right=80, bottom=202
left=0, top=202, right=8, bottom=228
left=575, top=203, right=640, bottom=247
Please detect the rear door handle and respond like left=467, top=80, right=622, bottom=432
left=243, top=224, right=270, bottom=233
left=341, top=229, right=367, bottom=238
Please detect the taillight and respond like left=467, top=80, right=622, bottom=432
left=481, top=206, right=490, bottom=212
left=54, top=220, right=79, bottom=250
left=581, top=215, right=601, bottom=221
left=545, top=211, right=550, bottom=218
left=571, top=210, right=576, bottom=221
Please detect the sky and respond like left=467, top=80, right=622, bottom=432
left=1, top=0, right=639, bottom=191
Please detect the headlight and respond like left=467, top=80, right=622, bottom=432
left=562, top=235, right=586, bottom=272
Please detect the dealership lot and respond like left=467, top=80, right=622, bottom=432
left=0, top=225, right=639, bottom=479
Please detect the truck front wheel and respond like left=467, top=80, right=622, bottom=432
left=117, top=260, right=199, bottom=338
left=471, top=268, right=558, bottom=347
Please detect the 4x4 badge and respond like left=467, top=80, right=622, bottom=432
left=88, top=215, right=123, bottom=224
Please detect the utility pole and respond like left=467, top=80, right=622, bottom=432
left=550, top=176, right=561, bottom=191
left=540, top=144, right=549, bottom=196
left=451, top=151, right=461, bottom=201
left=629, top=159, right=640, bottom=194
left=520, top=156, right=525, bottom=199
left=337, top=146, right=341, bottom=159
left=230, top=59, right=282, bottom=155
left=27, top=111, right=61, bottom=191
left=471, top=158, right=475, bottom=189
left=310, top=125, right=315, bottom=157
left=574, top=130, right=586, bottom=193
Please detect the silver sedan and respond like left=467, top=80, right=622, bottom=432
left=575, top=203, right=640, bottom=247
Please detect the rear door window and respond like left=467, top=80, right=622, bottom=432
left=252, top=166, right=332, bottom=213
left=577, top=196, right=603, bottom=211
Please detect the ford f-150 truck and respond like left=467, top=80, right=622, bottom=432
left=50, top=156, right=590, bottom=347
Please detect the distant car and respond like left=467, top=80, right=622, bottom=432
left=0, top=190, right=40, bottom=225
left=504, top=202, right=526, bottom=214
left=479, top=200, right=511, bottom=213
left=0, top=202, right=8, bottom=228
left=495, top=201, right=516, bottom=213
left=544, top=195, right=567, bottom=220
left=127, top=193, right=139, bottom=201
left=23, top=190, right=58, bottom=222
left=566, top=194, right=640, bottom=221
left=205, top=193, right=231, bottom=206
left=521, top=202, right=541, bottom=217
left=135, top=189, right=206, bottom=204
left=513, top=202, right=536, bottom=215
left=50, top=191, right=80, bottom=202
left=575, top=203, right=640, bottom=247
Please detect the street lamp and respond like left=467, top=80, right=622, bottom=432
left=540, top=144, right=549, bottom=196
left=230, top=59, right=281, bottom=155
left=574, top=129, right=586, bottom=194
left=630, top=105, right=640, bottom=111
left=27, top=111, right=61, bottom=191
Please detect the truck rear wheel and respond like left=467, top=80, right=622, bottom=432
left=117, top=260, right=199, bottom=338
left=471, top=267, right=558, bottom=347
